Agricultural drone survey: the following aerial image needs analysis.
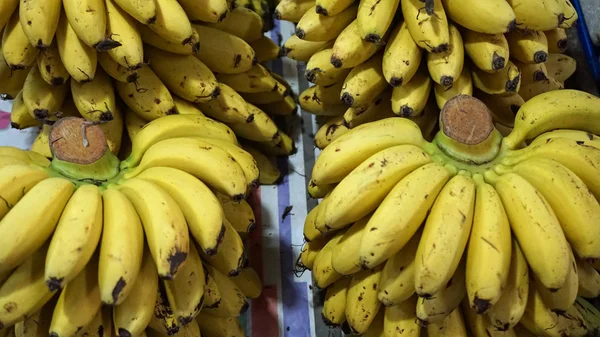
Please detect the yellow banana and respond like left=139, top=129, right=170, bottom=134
left=113, top=0, right=156, bottom=24
left=343, top=90, right=396, bottom=128
left=464, top=300, right=518, bottom=337
left=519, top=284, right=569, bottom=337
left=14, top=297, right=55, bottom=337
left=195, top=138, right=259, bottom=188
left=255, top=129, right=296, bottom=155
left=230, top=266, right=262, bottom=299
left=545, top=28, right=568, bottom=53
left=98, top=105, right=124, bottom=155
left=19, top=0, right=61, bottom=49
left=202, top=269, right=222, bottom=309
left=358, top=163, right=452, bottom=269
left=124, top=108, right=147, bottom=140
left=0, top=52, right=28, bottom=99
left=383, top=21, right=423, bottom=87
left=240, top=81, right=288, bottom=105
left=330, top=216, right=370, bottom=275
left=544, top=53, right=576, bottom=82
left=378, top=232, right=420, bottom=307
left=463, top=31, right=509, bottom=73
left=315, top=0, right=353, bottom=16
left=9, top=91, right=42, bottom=130
left=559, top=305, right=589, bottom=337
left=172, top=96, right=203, bottom=116
left=204, top=7, right=263, bottom=42
left=305, top=48, right=351, bottom=86
left=518, top=76, right=563, bottom=101
left=37, top=42, right=70, bottom=86
left=471, top=60, right=521, bottom=95
left=199, top=219, right=246, bottom=276
left=202, top=264, right=248, bottom=317
left=227, top=104, right=280, bottom=142
left=249, top=36, right=281, bottom=63
left=63, top=0, right=120, bottom=50
left=56, top=10, right=97, bottom=82
left=417, top=262, right=467, bottom=325
left=527, top=129, right=600, bottom=149
left=340, top=52, right=387, bottom=111
left=192, top=25, right=256, bottom=74
left=576, top=256, right=600, bottom=298
left=106, top=0, right=144, bottom=69
left=346, top=266, right=384, bottom=334
left=391, top=66, right=432, bottom=117
left=242, top=144, right=281, bottom=184
left=433, top=64, right=473, bottom=109
left=331, top=19, right=382, bottom=69
left=314, top=116, right=349, bottom=149
left=299, top=86, right=347, bottom=116
left=534, top=246, right=578, bottom=313
left=116, top=179, right=189, bottom=280
left=0, top=177, right=74, bottom=276
left=402, top=0, right=450, bottom=53
left=113, top=249, right=158, bottom=337
left=147, top=0, right=196, bottom=47
left=296, top=4, right=357, bottom=42
left=73, top=307, right=107, bottom=337
left=428, top=24, right=464, bottom=86
left=558, top=0, right=577, bottom=28
left=71, top=68, right=116, bottom=122
left=473, top=88, right=522, bottom=127
left=0, top=0, right=18, bottom=33
left=322, top=277, right=351, bottom=326
left=138, top=22, right=199, bottom=55
left=147, top=287, right=179, bottom=336
left=363, top=310, right=385, bottom=337
left=23, top=64, right=69, bottom=120
left=30, top=125, right=51, bottom=159
left=384, top=296, right=420, bottom=336
left=274, top=0, right=315, bottom=22
left=506, top=0, right=564, bottom=31
left=217, top=192, right=256, bottom=233
left=98, top=51, right=139, bottom=83
left=357, top=0, right=399, bottom=43
left=441, top=0, right=516, bottom=34
left=216, top=64, right=278, bottom=93
left=312, top=232, right=344, bottom=288
left=196, top=313, right=244, bottom=337
left=281, top=35, right=332, bottom=62
left=304, top=201, right=326, bottom=241
left=506, top=29, right=549, bottom=64
left=299, top=236, right=327, bottom=269
left=2, top=10, right=39, bottom=70
left=427, top=307, right=468, bottom=337
left=466, top=175, right=511, bottom=314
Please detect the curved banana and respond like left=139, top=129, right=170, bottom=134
left=63, top=0, right=118, bottom=49
left=147, top=0, right=196, bottom=47
left=242, top=145, right=281, bottom=185
left=357, top=0, right=399, bottom=43
left=296, top=4, right=357, bottom=42
left=192, top=25, right=256, bottom=74
left=331, top=19, right=382, bottom=69
left=305, top=48, right=352, bottom=86
left=204, top=7, right=262, bottom=42
left=441, top=0, right=516, bottom=34
left=30, top=125, right=51, bottom=159
left=322, top=277, right=351, bottom=327
left=544, top=53, right=576, bottom=82
left=433, top=64, right=473, bottom=109
left=391, top=66, right=432, bottom=117
left=227, top=104, right=280, bottom=143
left=343, top=90, right=396, bottom=128
left=506, top=0, right=564, bottom=31
left=474, top=90, right=522, bottom=127
left=200, top=219, right=246, bottom=276
left=23, top=64, right=69, bottom=120
left=124, top=108, right=147, bottom=141
left=534, top=246, right=578, bottom=313
left=197, top=138, right=258, bottom=188
left=359, top=163, right=452, bottom=269
left=216, top=64, right=278, bottom=93
left=202, top=264, right=248, bottom=317
left=346, top=266, right=384, bottom=334
left=240, top=81, right=288, bottom=105
left=10, top=91, right=42, bottom=130
left=230, top=266, right=262, bottom=299
left=281, top=35, right=332, bottom=62
left=99, top=188, right=144, bottom=305
left=384, top=296, right=420, bottom=336
left=56, top=10, right=97, bottom=82
left=528, top=129, right=600, bottom=149
left=0, top=177, right=73, bottom=276
left=274, top=0, right=315, bottom=22
left=2, top=10, right=39, bottom=70
left=484, top=171, right=570, bottom=291
left=0, top=53, right=28, bottom=99
left=113, top=0, right=156, bottom=24
left=106, top=0, right=144, bottom=69
left=471, top=60, right=521, bottom=95
left=383, top=19, right=424, bottom=88
left=202, top=269, right=222, bottom=309
left=558, top=0, right=577, bottom=28
left=71, top=68, right=116, bottom=122
left=19, top=0, right=61, bottom=49
left=198, top=83, right=253, bottom=124
left=196, top=313, right=244, bottom=337
left=427, top=307, right=467, bottom=337
left=464, top=301, right=518, bottom=337
left=314, top=116, right=349, bottom=149
left=378, top=231, right=420, bottom=307
left=519, top=284, right=569, bottom=337
left=315, top=0, right=353, bottom=16
left=299, top=236, right=327, bottom=269
left=417, top=262, right=466, bottom=325
left=312, top=232, right=344, bottom=288
left=13, top=296, right=54, bottom=337
left=259, top=96, right=298, bottom=118
left=340, top=52, right=387, bottom=111
left=116, top=179, right=189, bottom=279
left=299, top=86, right=347, bottom=116
left=402, top=0, right=449, bottom=53
left=37, top=43, right=70, bottom=86
left=250, top=36, right=281, bottom=63
left=97, top=51, right=138, bottom=83
left=138, top=22, right=199, bottom=55
left=217, top=192, right=256, bottom=233
left=428, top=24, right=464, bottom=86
left=0, top=0, right=18, bottom=33
left=147, top=287, right=179, bottom=336
left=463, top=31, right=509, bottom=73
left=506, top=29, right=548, bottom=64
left=330, top=216, right=370, bottom=275
left=576, top=256, right=600, bottom=298
left=173, top=96, right=203, bottom=116
left=545, top=28, right=568, bottom=53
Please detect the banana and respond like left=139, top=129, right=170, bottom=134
left=230, top=266, right=262, bottom=299
left=312, top=117, right=426, bottom=184
left=202, top=269, right=222, bottom=309
left=98, top=188, right=144, bottom=305
left=428, top=24, right=464, bottom=86
left=196, top=138, right=259, bottom=188
left=71, top=68, right=116, bottom=122
left=466, top=175, right=511, bottom=314
left=56, top=10, right=97, bottom=82
left=441, top=0, right=516, bottom=34
left=402, top=0, right=450, bottom=53
left=98, top=106, right=124, bottom=155
left=296, top=4, right=357, bottom=42
left=22, top=64, right=70, bottom=120
left=124, top=108, right=147, bottom=140
left=417, top=261, right=466, bottom=325
left=359, top=163, right=452, bottom=269
left=14, top=297, right=55, bottom=337
left=196, top=313, right=244, bottom=337
left=0, top=53, right=28, bottom=99
left=315, top=0, right=354, bottom=16
left=116, top=178, right=189, bottom=280
left=329, top=216, right=370, bottom=275
left=256, top=130, right=296, bottom=155
left=519, top=284, right=569, bottom=337
left=37, top=43, right=70, bottom=86
left=163, top=241, right=205, bottom=325
left=528, top=129, right=600, bottom=149
left=113, top=0, right=156, bottom=24
left=299, top=236, right=327, bottom=270
left=179, top=0, right=228, bottom=22
left=65, top=0, right=122, bottom=50
left=281, top=35, right=332, bottom=62
left=0, top=0, right=18, bottom=32
left=506, top=0, right=564, bottom=31
left=199, top=218, right=245, bottom=276
left=382, top=21, right=422, bottom=87
left=249, top=36, right=281, bottom=63
left=463, top=31, right=509, bottom=73
left=305, top=200, right=327, bottom=241
left=314, top=116, right=349, bottom=149
left=321, top=277, right=351, bottom=326
left=545, top=28, right=568, bottom=53
left=242, top=144, right=281, bottom=184
left=433, top=64, right=473, bottom=109
left=274, top=0, right=315, bottom=22
left=391, top=66, right=432, bottom=117
left=240, top=81, right=288, bottom=105
left=331, top=19, right=382, bottom=69
left=9, top=91, right=42, bottom=129
left=305, top=48, right=351, bottom=86
left=145, top=46, right=218, bottom=104
left=321, top=145, right=431, bottom=231
left=485, top=171, right=570, bottom=290
left=378, top=231, right=420, bottom=307
left=346, top=266, right=384, bottom=334
left=106, top=0, right=144, bottom=70
left=506, top=29, right=549, bottom=64
left=384, top=296, right=420, bottom=336
left=216, top=64, right=277, bottom=93
left=0, top=148, right=50, bottom=167
left=97, top=50, right=138, bottom=83
left=534, top=246, right=578, bottom=313
left=204, top=8, right=262, bottom=42
left=0, top=177, right=74, bottom=276
left=202, top=264, right=248, bottom=317
left=74, top=307, right=107, bottom=337
left=227, top=104, right=280, bottom=142
left=343, top=90, right=396, bottom=128
left=147, top=287, right=179, bottom=336
left=576, top=256, right=600, bottom=298
left=471, top=60, right=521, bottom=95
left=427, top=307, right=467, bottom=337
left=2, top=10, right=39, bottom=70
left=172, top=97, right=203, bottom=116
left=0, top=242, right=55, bottom=329
left=340, top=52, right=388, bottom=111
left=518, top=76, right=564, bottom=101
left=299, top=86, right=347, bottom=116
left=147, top=0, right=196, bottom=47
left=364, top=310, right=385, bottom=337
left=217, top=192, right=256, bottom=233
left=50, top=255, right=102, bottom=337
left=357, top=0, right=399, bottom=43
left=312, top=232, right=344, bottom=288
left=192, top=25, right=256, bottom=74
left=19, top=0, right=61, bottom=49
left=30, top=125, right=51, bottom=158
left=113, top=249, right=158, bottom=337
left=559, top=305, right=589, bottom=337
left=464, top=301, right=517, bottom=337
left=138, top=23, right=199, bottom=55
left=544, top=53, right=576, bottom=82
left=259, top=95, right=298, bottom=117
left=558, top=0, right=577, bottom=28
left=514, top=61, right=549, bottom=85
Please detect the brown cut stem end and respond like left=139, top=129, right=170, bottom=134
left=49, top=117, right=108, bottom=164
left=440, top=95, right=494, bottom=145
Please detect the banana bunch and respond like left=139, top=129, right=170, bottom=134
left=0, top=114, right=269, bottom=337
left=300, top=90, right=600, bottom=336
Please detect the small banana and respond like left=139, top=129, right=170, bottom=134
left=534, top=246, right=578, bottom=313
left=383, top=21, right=423, bottom=87
left=98, top=106, right=124, bottom=155
left=216, top=64, right=278, bottom=93
left=417, top=262, right=466, bottom=325
left=518, top=76, right=563, bottom=101
left=576, top=256, right=600, bottom=298
left=30, top=125, right=51, bottom=158
left=202, top=269, right=222, bottom=309
left=240, top=81, right=288, bottom=104
left=242, top=144, right=281, bottom=184
left=384, top=296, right=420, bottom=336
left=558, top=0, right=578, bottom=28
left=315, top=0, right=354, bottom=16
left=193, top=25, right=256, bottom=74
left=519, top=284, right=569, bottom=337
left=204, top=8, right=263, bottom=42
left=124, top=108, right=147, bottom=140
left=22, top=64, right=69, bottom=120
left=331, top=19, right=382, bottom=69
left=357, top=0, right=399, bottom=43
left=217, top=192, right=256, bottom=233
left=230, top=267, right=262, bottom=299
left=202, top=264, right=248, bottom=317
left=199, top=217, right=246, bottom=276
left=196, top=313, right=244, bottom=337
left=147, top=287, right=179, bottom=336
left=13, top=296, right=55, bottom=337
left=506, top=29, right=549, bottom=64
left=281, top=34, right=332, bottom=62
left=346, top=266, right=384, bottom=334
left=433, top=64, right=473, bottom=109
left=441, top=0, right=516, bottom=34
left=391, top=66, right=432, bottom=117
left=0, top=53, right=28, bottom=99
left=427, top=307, right=468, bottom=337
left=2, top=10, right=39, bottom=70
left=322, top=277, right=351, bottom=326
left=314, top=116, right=349, bottom=149
left=340, top=52, right=387, bottom=111
left=56, top=10, right=97, bottom=82
left=179, top=0, right=228, bottom=22
left=173, top=96, right=203, bottom=116
left=138, top=22, right=199, bottom=55
left=274, top=0, right=314, bottom=22
left=249, top=36, right=281, bottom=63
left=37, top=43, right=70, bottom=86
left=299, top=86, right=348, bottom=116
left=227, top=104, right=280, bottom=143
left=463, top=31, right=509, bottom=73
left=471, top=60, right=521, bottom=95
left=506, top=0, right=564, bottom=31
left=0, top=0, right=18, bottom=33
left=305, top=48, right=352, bottom=86
left=402, top=0, right=450, bottom=53
left=544, top=53, right=576, bottom=82
left=19, top=0, right=62, bottom=49
left=427, top=24, right=464, bottom=86
left=378, top=232, right=420, bottom=307
left=64, top=0, right=121, bottom=50
left=9, top=91, right=42, bottom=129
left=296, top=4, right=357, bottom=42
left=299, top=236, right=327, bottom=269
left=545, top=28, right=568, bottom=53
left=97, top=51, right=139, bottom=83
left=71, top=68, right=116, bottom=122
left=330, top=216, right=370, bottom=275
left=113, top=0, right=156, bottom=24
left=343, top=90, right=396, bottom=128
left=256, top=130, right=296, bottom=155
left=312, top=232, right=344, bottom=288
left=106, top=0, right=144, bottom=69
left=147, top=0, right=197, bottom=47
left=464, top=300, right=518, bottom=337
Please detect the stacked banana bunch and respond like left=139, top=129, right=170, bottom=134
left=275, top=0, right=580, bottom=148
left=0, top=112, right=272, bottom=337
left=0, top=0, right=293, bottom=182
left=299, top=89, right=600, bottom=337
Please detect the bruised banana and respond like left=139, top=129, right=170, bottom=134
left=314, top=116, right=349, bottom=149
left=402, top=0, right=450, bottom=53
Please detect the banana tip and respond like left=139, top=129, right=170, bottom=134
left=364, top=34, right=381, bottom=44
left=440, top=76, right=454, bottom=87
left=117, top=328, right=132, bottom=337
left=505, top=75, right=520, bottom=92
left=492, top=53, right=506, bottom=71
left=295, top=28, right=305, bottom=39
left=534, top=51, right=548, bottom=63
left=10, top=122, right=20, bottom=129
left=315, top=5, right=328, bottom=15
left=341, top=92, right=354, bottom=106
left=390, top=76, right=403, bottom=87
left=472, top=297, right=492, bottom=314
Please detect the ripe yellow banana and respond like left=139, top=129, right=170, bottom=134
left=391, top=66, right=432, bottom=116
left=534, top=246, right=578, bottom=313
left=13, top=296, right=54, bottom=337
left=137, top=22, right=199, bottom=55
left=464, top=300, right=518, bottom=337
left=147, top=287, right=179, bottom=336
left=506, top=0, right=564, bottom=31
left=519, top=73, right=563, bottom=97
left=230, top=266, right=262, bottom=299
left=74, top=307, right=106, bottom=337
left=305, top=48, right=352, bottom=86
left=314, top=116, right=349, bottom=149
left=363, top=310, right=385, bottom=337
left=559, top=305, right=589, bottom=337
left=202, top=264, right=249, bottom=317
left=240, top=82, right=288, bottom=105
left=113, top=249, right=158, bottom=337
left=216, top=64, right=277, bottom=93
left=296, top=4, right=357, bottom=42
left=312, top=232, right=344, bottom=288
left=50, top=255, right=102, bottom=337
left=250, top=36, right=281, bottom=63
left=428, top=24, right=464, bottom=86
left=204, top=8, right=263, bottom=42
left=9, top=91, right=42, bottom=129
left=192, top=25, right=256, bottom=74
left=340, top=53, right=387, bottom=111
left=22, top=64, right=69, bottom=120
left=227, top=104, right=280, bottom=142
left=65, top=0, right=122, bottom=50
left=281, top=35, right=332, bottom=62
left=202, top=268, right=222, bottom=309
left=343, top=90, right=396, bottom=128
left=19, top=0, right=61, bottom=49
left=0, top=177, right=73, bottom=276
left=357, top=0, right=399, bottom=43
left=330, top=215, right=370, bottom=275
left=485, top=171, right=570, bottom=291
left=378, top=231, right=420, bottom=307
left=545, top=28, right=568, bottom=53
left=384, top=296, right=420, bottom=336
left=519, top=284, right=569, bottom=337
left=274, top=0, right=315, bottom=22
left=0, top=0, right=18, bottom=32
left=427, top=307, right=468, bottom=337
left=106, top=0, right=144, bottom=69
left=2, top=10, right=39, bottom=70
left=322, top=277, right=351, bottom=326
left=331, top=19, right=382, bottom=69
left=506, top=29, right=549, bottom=64
left=71, top=68, right=116, bottom=122
left=417, top=262, right=467, bottom=325
left=179, top=0, right=228, bottom=22
left=98, top=105, right=124, bottom=155
left=299, top=86, right=347, bottom=116
left=346, top=266, right=384, bottom=334
left=0, top=242, right=55, bottom=329
left=312, top=117, right=426, bottom=184
left=359, top=163, right=452, bottom=269
left=56, top=10, right=97, bottom=82
left=466, top=175, right=511, bottom=314
left=30, top=125, right=51, bottom=158
left=0, top=53, right=28, bottom=99
left=576, top=256, right=600, bottom=298
left=544, top=53, right=576, bottom=82
left=124, top=108, right=147, bottom=140
left=299, top=236, right=327, bottom=269
left=196, top=313, right=244, bottom=337
left=147, top=0, right=196, bottom=47
left=322, top=145, right=431, bottom=231
left=383, top=21, right=422, bottom=87
left=441, top=0, right=516, bottom=34
left=113, top=0, right=156, bottom=24
left=402, top=0, right=449, bottom=53
left=558, top=0, right=577, bottom=28
left=116, top=179, right=189, bottom=279
left=37, top=43, right=70, bottom=86
left=217, top=192, right=256, bottom=233
left=172, top=97, right=202, bottom=116
left=97, top=51, right=139, bottom=83
left=463, top=31, right=509, bottom=73
left=433, top=64, right=473, bottom=109
left=528, top=129, right=600, bottom=149
left=515, top=61, right=549, bottom=87
left=200, top=218, right=246, bottom=276
left=242, top=144, right=281, bottom=184
left=471, top=60, right=521, bottom=95
left=196, top=138, right=259, bottom=188
left=315, top=0, right=354, bottom=16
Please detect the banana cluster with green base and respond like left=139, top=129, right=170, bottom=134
left=300, top=90, right=600, bottom=336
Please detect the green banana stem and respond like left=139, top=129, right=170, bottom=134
left=50, top=151, right=120, bottom=185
